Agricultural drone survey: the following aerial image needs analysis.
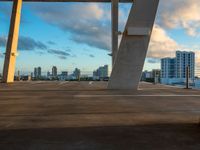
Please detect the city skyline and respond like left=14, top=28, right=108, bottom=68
left=18, top=64, right=109, bottom=77
left=0, top=0, right=200, bottom=74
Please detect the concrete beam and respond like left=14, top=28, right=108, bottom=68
left=1, top=0, right=133, bottom=3
left=2, top=0, right=22, bottom=83
left=108, top=0, right=159, bottom=89
left=111, top=0, right=118, bottom=66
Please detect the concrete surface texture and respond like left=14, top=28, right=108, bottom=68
left=108, top=0, right=159, bottom=89
left=0, top=81, right=200, bottom=150
left=111, top=0, right=119, bottom=65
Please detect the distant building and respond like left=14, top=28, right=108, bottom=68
left=93, top=70, right=99, bottom=80
left=73, top=68, right=81, bottom=80
left=21, top=75, right=32, bottom=81
left=58, top=71, right=68, bottom=81
left=52, top=66, right=57, bottom=78
left=175, top=51, right=195, bottom=79
left=161, top=58, right=175, bottom=79
left=34, top=68, right=37, bottom=78
left=34, top=67, right=41, bottom=79
left=141, top=70, right=160, bottom=83
left=161, top=51, right=195, bottom=84
left=141, top=71, right=152, bottom=81
left=47, top=71, right=51, bottom=78
left=16, top=70, right=20, bottom=81
left=152, top=69, right=161, bottom=83
left=93, top=65, right=109, bottom=80
left=0, top=73, right=2, bottom=81
left=31, top=72, right=34, bottom=79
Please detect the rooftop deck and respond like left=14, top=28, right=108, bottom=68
left=0, top=81, right=200, bottom=150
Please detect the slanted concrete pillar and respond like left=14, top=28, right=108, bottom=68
left=108, top=0, right=159, bottom=89
left=3, top=0, right=22, bottom=83
left=111, top=0, right=119, bottom=66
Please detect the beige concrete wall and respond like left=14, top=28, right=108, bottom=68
left=111, top=0, right=119, bottom=66
left=108, top=0, right=159, bottom=89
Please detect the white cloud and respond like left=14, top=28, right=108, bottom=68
left=158, top=0, right=200, bottom=36
left=148, top=24, right=180, bottom=58
left=30, top=3, right=111, bottom=50
left=147, top=25, right=200, bottom=69
left=2, top=1, right=200, bottom=64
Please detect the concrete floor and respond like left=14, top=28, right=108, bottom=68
left=0, top=81, right=200, bottom=150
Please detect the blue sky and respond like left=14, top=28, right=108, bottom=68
left=0, top=0, right=200, bottom=76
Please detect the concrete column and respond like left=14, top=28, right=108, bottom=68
left=111, top=0, right=119, bottom=66
left=3, top=0, right=22, bottom=83
left=108, top=0, right=159, bottom=89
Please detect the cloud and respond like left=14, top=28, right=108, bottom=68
left=28, top=1, right=200, bottom=55
left=158, top=0, right=200, bottom=37
left=48, top=49, right=70, bottom=56
left=148, top=24, right=180, bottom=59
left=0, top=3, right=12, bottom=16
left=0, top=53, right=3, bottom=58
left=0, top=3, right=30, bottom=24
left=0, top=36, right=7, bottom=47
left=89, top=54, right=95, bottom=58
left=65, top=49, right=71, bottom=52
left=18, top=36, right=47, bottom=51
left=1, top=1, right=200, bottom=64
left=47, top=41, right=56, bottom=45
left=147, top=25, right=200, bottom=70
left=30, top=3, right=111, bottom=51
left=147, top=58, right=160, bottom=64
left=0, top=35, right=72, bottom=60
left=47, top=49, right=70, bottom=59
left=58, top=56, right=67, bottom=60
left=0, top=36, right=47, bottom=51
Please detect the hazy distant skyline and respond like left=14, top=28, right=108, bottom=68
left=0, top=0, right=200, bottom=75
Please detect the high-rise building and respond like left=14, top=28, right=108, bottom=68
left=61, top=71, right=68, bottom=76
left=34, top=68, right=37, bottom=78
left=47, top=71, right=51, bottom=77
left=31, top=72, right=33, bottom=79
left=161, top=51, right=195, bottom=84
left=38, top=67, right=41, bottom=77
left=93, top=65, right=109, bottom=80
left=152, top=69, right=161, bottom=83
left=52, top=66, right=57, bottom=78
left=161, top=58, right=175, bottom=79
left=102, top=65, right=108, bottom=78
left=34, top=67, right=42, bottom=79
left=141, top=70, right=160, bottom=83
left=58, top=71, right=68, bottom=81
left=175, top=51, right=195, bottom=79
left=73, top=68, right=81, bottom=80
left=0, top=73, right=2, bottom=81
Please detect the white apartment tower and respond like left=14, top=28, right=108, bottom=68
left=175, top=51, right=195, bottom=79
left=161, top=51, right=195, bottom=84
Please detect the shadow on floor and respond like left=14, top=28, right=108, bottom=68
left=0, top=123, right=200, bottom=150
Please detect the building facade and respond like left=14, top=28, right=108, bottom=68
left=161, top=58, right=175, bottom=79
left=52, top=66, right=57, bottom=78
left=161, top=51, right=195, bottom=84
left=93, top=65, right=109, bottom=80
left=73, top=68, right=81, bottom=80
left=34, top=67, right=41, bottom=79
left=175, top=51, right=195, bottom=79
left=58, top=71, right=68, bottom=81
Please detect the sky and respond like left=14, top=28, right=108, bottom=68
left=0, top=0, right=200, bottom=76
